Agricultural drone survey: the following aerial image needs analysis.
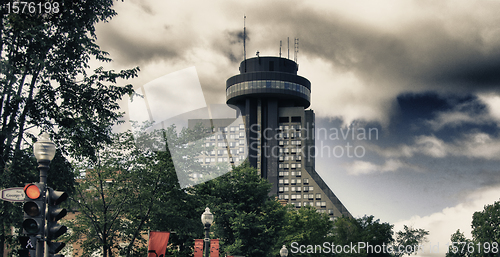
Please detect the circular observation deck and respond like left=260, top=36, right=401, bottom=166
left=226, top=57, right=311, bottom=108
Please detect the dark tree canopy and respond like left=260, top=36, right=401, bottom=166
left=1, top=1, right=138, bottom=255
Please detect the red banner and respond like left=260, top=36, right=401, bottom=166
left=210, top=239, right=219, bottom=257
left=148, top=231, right=170, bottom=257
left=194, top=239, right=204, bottom=257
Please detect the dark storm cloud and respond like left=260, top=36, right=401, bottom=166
left=211, top=29, right=249, bottom=64
left=247, top=3, right=500, bottom=94
left=97, top=24, right=183, bottom=66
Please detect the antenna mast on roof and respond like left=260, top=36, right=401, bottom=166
left=243, top=15, right=247, bottom=72
left=294, top=38, right=299, bottom=63
left=287, top=37, right=290, bottom=59
left=279, top=40, right=282, bottom=58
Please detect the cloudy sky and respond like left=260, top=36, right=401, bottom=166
left=93, top=1, right=500, bottom=256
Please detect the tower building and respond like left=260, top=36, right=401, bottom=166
left=191, top=56, right=351, bottom=218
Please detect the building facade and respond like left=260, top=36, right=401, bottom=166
left=191, top=56, right=351, bottom=218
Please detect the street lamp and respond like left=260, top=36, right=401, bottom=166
left=280, top=245, right=288, bottom=257
left=201, top=207, right=214, bottom=257
left=33, top=132, right=56, bottom=184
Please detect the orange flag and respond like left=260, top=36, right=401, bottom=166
left=194, top=239, right=204, bottom=257
left=210, top=239, right=219, bottom=257
left=148, top=231, right=170, bottom=257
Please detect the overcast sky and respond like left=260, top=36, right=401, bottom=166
left=94, top=1, right=500, bottom=256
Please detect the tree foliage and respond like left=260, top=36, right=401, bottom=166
left=1, top=1, right=138, bottom=254
left=194, top=162, right=288, bottom=257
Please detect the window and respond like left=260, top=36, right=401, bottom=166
left=230, top=126, right=236, bottom=132
left=284, top=187, right=289, bottom=192
left=296, top=179, right=301, bottom=184
left=284, top=194, right=289, bottom=200
left=205, top=157, right=211, bottom=163
left=279, top=164, right=283, bottom=169
left=283, top=171, right=289, bottom=176
left=279, top=171, right=285, bottom=176
left=304, top=178, right=309, bottom=184
left=303, top=186, right=308, bottom=192
left=309, top=186, right=314, bottom=191
left=296, top=194, right=301, bottom=199
left=279, top=179, right=284, bottom=184
left=291, top=163, right=296, bottom=169
left=239, top=124, right=245, bottom=130
left=291, top=179, right=296, bottom=184
left=309, top=194, right=314, bottom=199
left=210, top=150, right=215, bottom=156
left=296, top=187, right=301, bottom=192
left=284, top=179, right=289, bottom=184
left=279, top=187, right=284, bottom=192
left=316, top=194, right=321, bottom=200
left=296, top=202, right=302, bottom=208
left=316, top=201, right=321, bottom=207
left=279, top=141, right=284, bottom=146
left=291, top=194, right=296, bottom=200
left=279, top=156, right=284, bottom=162
left=211, top=158, right=215, bottom=163
left=218, top=158, right=223, bottom=162
left=321, top=201, right=327, bottom=207
left=239, top=132, right=245, bottom=138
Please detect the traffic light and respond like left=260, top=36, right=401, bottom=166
left=23, top=183, right=45, bottom=236
left=46, top=187, right=68, bottom=256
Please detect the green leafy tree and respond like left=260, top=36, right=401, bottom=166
left=67, top=125, right=213, bottom=257
left=331, top=215, right=394, bottom=257
left=1, top=1, right=138, bottom=254
left=279, top=206, right=335, bottom=257
left=393, top=225, right=429, bottom=257
left=471, top=201, right=500, bottom=257
left=446, top=230, right=472, bottom=257
left=193, top=163, right=288, bottom=257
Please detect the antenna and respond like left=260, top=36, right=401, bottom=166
left=243, top=15, right=246, bottom=72
left=287, top=37, right=289, bottom=59
left=279, top=40, right=282, bottom=58
left=294, top=38, right=299, bottom=63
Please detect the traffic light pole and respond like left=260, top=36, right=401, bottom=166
left=38, top=159, right=49, bottom=257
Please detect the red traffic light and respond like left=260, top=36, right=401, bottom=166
left=24, top=184, right=41, bottom=199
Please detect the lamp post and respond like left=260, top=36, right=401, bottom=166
left=280, top=245, right=288, bottom=257
left=201, top=207, right=214, bottom=257
left=33, top=132, right=56, bottom=184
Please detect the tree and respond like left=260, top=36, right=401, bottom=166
left=67, top=125, right=213, bottom=257
left=470, top=200, right=500, bottom=257
left=279, top=206, right=335, bottom=257
left=446, top=230, right=472, bottom=257
left=1, top=1, right=138, bottom=254
left=393, top=225, right=429, bottom=257
left=193, top=162, right=288, bottom=257
left=331, top=215, right=394, bottom=257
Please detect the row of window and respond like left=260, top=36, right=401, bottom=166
left=205, top=140, right=245, bottom=148
left=279, top=171, right=303, bottom=177
left=205, top=148, right=245, bottom=156
left=279, top=186, right=314, bottom=192
left=207, top=133, right=245, bottom=140
left=279, top=178, right=307, bottom=184
left=279, top=193, right=322, bottom=200
left=279, top=140, right=302, bottom=146
left=279, top=124, right=302, bottom=131
left=211, top=124, right=245, bottom=132
left=277, top=132, right=302, bottom=139
left=279, top=155, right=302, bottom=162
left=279, top=147, right=302, bottom=154
left=200, top=156, right=245, bottom=163
left=226, top=80, right=311, bottom=98
left=279, top=163, right=302, bottom=169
